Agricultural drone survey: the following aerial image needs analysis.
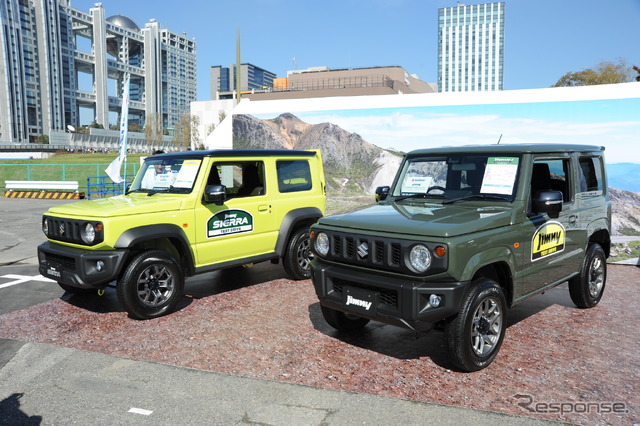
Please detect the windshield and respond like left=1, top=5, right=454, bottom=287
left=392, top=153, right=520, bottom=202
left=129, top=156, right=203, bottom=194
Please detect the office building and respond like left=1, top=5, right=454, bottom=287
left=244, top=66, right=434, bottom=100
left=0, top=0, right=196, bottom=144
left=438, top=2, right=505, bottom=92
left=211, top=63, right=276, bottom=99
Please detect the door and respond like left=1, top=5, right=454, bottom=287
left=518, top=156, right=584, bottom=298
left=193, top=161, right=276, bottom=267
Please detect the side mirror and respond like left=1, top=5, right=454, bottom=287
left=533, top=190, right=563, bottom=218
left=204, top=184, right=226, bottom=206
left=375, top=186, right=390, bottom=202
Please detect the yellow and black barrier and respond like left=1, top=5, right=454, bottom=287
left=4, top=191, right=85, bottom=199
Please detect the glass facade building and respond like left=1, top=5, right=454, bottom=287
left=210, top=63, right=276, bottom=98
left=438, top=2, right=505, bottom=92
left=0, top=0, right=196, bottom=143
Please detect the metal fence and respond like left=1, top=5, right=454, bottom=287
left=87, top=175, right=135, bottom=199
left=0, top=163, right=140, bottom=192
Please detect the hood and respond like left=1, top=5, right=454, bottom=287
left=45, top=194, right=185, bottom=219
left=318, top=201, right=513, bottom=238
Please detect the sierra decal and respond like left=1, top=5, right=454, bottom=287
left=207, top=209, right=253, bottom=238
left=531, top=221, right=565, bottom=261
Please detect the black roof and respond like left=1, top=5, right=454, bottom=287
left=408, top=143, right=605, bottom=156
left=151, top=149, right=317, bottom=159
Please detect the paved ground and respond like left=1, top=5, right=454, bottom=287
left=0, top=198, right=638, bottom=425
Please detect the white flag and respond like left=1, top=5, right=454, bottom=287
left=105, top=75, right=130, bottom=183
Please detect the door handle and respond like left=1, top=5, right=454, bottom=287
left=569, top=215, right=578, bottom=224
left=258, top=205, right=271, bottom=212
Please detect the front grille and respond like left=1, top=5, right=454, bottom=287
left=328, top=232, right=406, bottom=273
left=44, top=216, right=103, bottom=246
left=44, top=252, right=76, bottom=272
left=316, top=229, right=448, bottom=276
left=47, top=217, right=82, bottom=244
left=332, top=277, right=398, bottom=307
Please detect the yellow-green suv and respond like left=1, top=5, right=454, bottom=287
left=38, top=149, right=326, bottom=319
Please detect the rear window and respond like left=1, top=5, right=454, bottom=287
left=579, top=156, right=603, bottom=193
left=277, top=160, right=312, bottom=193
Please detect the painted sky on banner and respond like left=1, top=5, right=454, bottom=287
left=253, top=97, right=640, bottom=164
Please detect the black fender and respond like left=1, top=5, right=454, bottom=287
left=274, top=207, right=323, bottom=256
left=115, top=224, right=196, bottom=276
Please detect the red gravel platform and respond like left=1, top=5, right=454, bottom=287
left=0, top=264, right=638, bottom=425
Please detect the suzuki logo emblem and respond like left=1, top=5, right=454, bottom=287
left=357, top=242, right=368, bottom=259
left=59, top=223, right=65, bottom=235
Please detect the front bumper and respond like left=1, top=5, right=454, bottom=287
left=311, top=261, right=469, bottom=332
left=38, top=241, right=128, bottom=289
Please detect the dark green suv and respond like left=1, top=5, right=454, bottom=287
left=310, top=144, right=610, bottom=371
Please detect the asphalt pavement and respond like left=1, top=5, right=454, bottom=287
left=0, top=197, right=587, bottom=424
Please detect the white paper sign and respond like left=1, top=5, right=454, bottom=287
left=401, top=176, right=433, bottom=194
left=480, top=157, right=519, bottom=195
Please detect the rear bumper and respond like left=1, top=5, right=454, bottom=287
left=311, top=261, right=469, bottom=332
left=38, top=241, right=128, bottom=289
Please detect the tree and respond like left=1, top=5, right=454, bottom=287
left=553, top=59, right=635, bottom=87
left=633, top=65, right=640, bottom=82
left=190, top=115, right=200, bottom=150
left=144, top=113, right=164, bottom=150
left=172, top=114, right=192, bottom=150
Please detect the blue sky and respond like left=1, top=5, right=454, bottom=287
left=71, top=0, right=639, bottom=101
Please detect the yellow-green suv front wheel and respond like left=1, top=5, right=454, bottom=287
left=116, top=250, right=185, bottom=320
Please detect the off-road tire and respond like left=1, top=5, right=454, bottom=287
left=116, top=250, right=184, bottom=320
left=568, top=243, right=606, bottom=308
left=444, top=278, right=507, bottom=372
left=320, top=305, right=370, bottom=331
left=283, top=227, right=313, bottom=280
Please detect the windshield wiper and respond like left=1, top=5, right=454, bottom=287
left=393, top=193, right=446, bottom=202
left=442, top=194, right=510, bottom=204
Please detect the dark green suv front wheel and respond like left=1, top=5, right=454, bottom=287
left=444, top=278, right=507, bottom=372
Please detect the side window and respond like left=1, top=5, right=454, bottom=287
left=531, top=159, right=571, bottom=202
left=277, top=160, right=312, bottom=193
left=215, top=161, right=265, bottom=197
left=578, top=157, right=603, bottom=193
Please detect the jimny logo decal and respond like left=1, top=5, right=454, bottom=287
left=207, top=209, right=253, bottom=238
left=531, top=221, right=565, bottom=261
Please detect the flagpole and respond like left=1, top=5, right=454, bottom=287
left=104, top=73, right=130, bottom=193
left=121, top=74, right=129, bottom=194
left=236, top=28, right=241, bottom=105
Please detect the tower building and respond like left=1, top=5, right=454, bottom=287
left=438, top=2, right=505, bottom=92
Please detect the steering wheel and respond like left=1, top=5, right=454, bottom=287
left=426, top=186, right=446, bottom=194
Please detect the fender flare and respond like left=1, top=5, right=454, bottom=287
left=115, top=224, right=195, bottom=275
left=274, top=207, right=323, bottom=256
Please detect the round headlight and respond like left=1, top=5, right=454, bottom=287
left=315, top=232, right=330, bottom=257
left=409, top=244, right=432, bottom=273
left=42, top=217, right=49, bottom=236
left=81, top=222, right=96, bottom=244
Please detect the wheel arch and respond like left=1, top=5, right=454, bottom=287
left=472, top=261, right=514, bottom=307
left=588, top=228, right=611, bottom=258
left=274, top=207, right=323, bottom=256
left=114, top=224, right=196, bottom=276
